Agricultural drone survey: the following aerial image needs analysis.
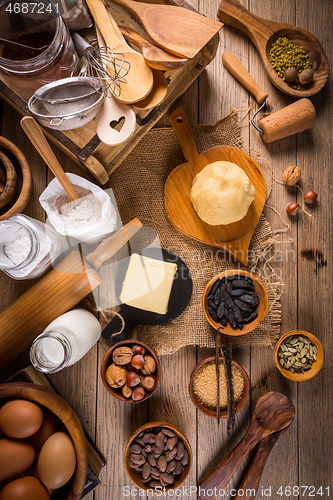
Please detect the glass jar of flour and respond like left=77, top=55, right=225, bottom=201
left=0, top=213, right=67, bottom=279
left=30, top=309, right=101, bottom=373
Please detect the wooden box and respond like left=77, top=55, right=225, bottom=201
left=0, top=0, right=220, bottom=184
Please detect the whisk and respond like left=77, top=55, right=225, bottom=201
left=71, top=32, right=130, bottom=98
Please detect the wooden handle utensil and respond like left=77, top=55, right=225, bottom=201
left=0, top=218, right=142, bottom=368
left=119, top=26, right=188, bottom=71
left=20, top=116, right=80, bottom=202
left=218, top=0, right=329, bottom=98
left=85, top=0, right=154, bottom=104
left=198, top=392, right=295, bottom=500
left=109, top=0, right=222, bottom=59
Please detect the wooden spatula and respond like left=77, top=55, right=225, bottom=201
left=164, top=107, right=266, bottom=266
left=20, top=116, right=80, bottom=202
left=119, top=26, right=188, bottom=71
left=85, top=0, right=154, bottom=104
left=109, top=0, right=223, bottom=59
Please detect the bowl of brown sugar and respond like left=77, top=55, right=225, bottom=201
left=189, top=357, right=250, bottom=418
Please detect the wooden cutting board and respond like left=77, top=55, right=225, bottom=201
left=164, top=107, right=266, bottom=266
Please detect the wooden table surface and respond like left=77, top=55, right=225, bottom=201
left=0, top=0, right=332, bottom=499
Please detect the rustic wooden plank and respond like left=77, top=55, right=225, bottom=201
left=295, top=0, right=333, bottom=493
left=247, top=0, right=299, bottom=497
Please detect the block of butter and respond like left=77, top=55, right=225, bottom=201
left=119, top=253, right=177, bottom=314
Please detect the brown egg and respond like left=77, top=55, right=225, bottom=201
left=0, top=438, right=35, bottom=481
left=0, top=476, right=50, bottom=500
left=29, top=408, right=59, bottom=455
left=37, top=431, right=76, bottom=489
left=0, top=399, right=43, bottom=439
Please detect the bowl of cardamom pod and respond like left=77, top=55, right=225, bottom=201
left=275, top=330, right=324, bottom=381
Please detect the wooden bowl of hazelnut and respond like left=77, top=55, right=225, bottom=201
left=101, top=340, right=161, bottom=403
left=124, top=421, right=192, bottom=491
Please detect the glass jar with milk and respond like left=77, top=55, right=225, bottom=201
left=30, top=309, right=101, bottom=373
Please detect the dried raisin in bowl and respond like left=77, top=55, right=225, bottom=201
left=274, top=330, right=324, bottom=382
left=124, top=422, right=192, bottom=491
left=101, top=340, right=161, bottom=403
left=202, top=269, right=269, bottom=336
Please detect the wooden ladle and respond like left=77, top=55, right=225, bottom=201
left=20, top=117, right=80, bottom=202
left=218, top=0, right=329, bottom=97
left=85, top=0, right=154, bottom=104
left=198, top=392, right=295, bottom=500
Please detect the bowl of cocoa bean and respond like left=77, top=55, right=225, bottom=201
left=125, top=422, right=192, bottom=491
left=203, top=269, right=269, bottom=335
left=101, top=340, right=161, bottom=403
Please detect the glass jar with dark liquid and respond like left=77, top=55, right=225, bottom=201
left=0, top=0, right=78, bottom=100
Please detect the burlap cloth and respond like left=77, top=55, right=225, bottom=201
left=106, top=110, right=282, bottom=354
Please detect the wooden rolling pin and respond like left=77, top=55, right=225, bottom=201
left=0, top=218, right=142, bottom=368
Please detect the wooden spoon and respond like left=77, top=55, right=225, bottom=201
left=198, top=392, right=295, bottom=500
left=109, top=0, right=222, bottom=59
left=20, top=117, right=80, bottom=202
left=119, top=26, right=188, bottom=71
left=85, top=0, right=154, bottom=104
left=133, top=68, right=168, bottom=110
left=218, top=0, right=329, bottom=97
left=233, top=428, right=289, bottom=500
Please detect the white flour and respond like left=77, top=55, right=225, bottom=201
left=59, top=193, right=103, bottom=229
left=5, top=226, right=32, bottom=265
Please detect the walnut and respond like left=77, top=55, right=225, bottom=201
left=106, top=363, right=127, bottom=388
left=113, top=346, right=133, bottom=365
left=141, top=355, right=156, bottom=375
left=282, top=165, right=301, bottom=186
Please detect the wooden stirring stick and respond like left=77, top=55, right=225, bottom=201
left=20, top=116, right=80, bottom=202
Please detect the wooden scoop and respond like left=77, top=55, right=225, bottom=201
left=218, top=0, right=329, bottom=97
left=119, top=26, right=188, bottom=71
left=109, top=0, right=222, bottom=59
left=199, top=392, right=295, bottom=500
left=20, top=117, right=80, bottom=202
left=85, top=0, right=154, bottom=104
left=0, top=218, right=142, bottom=369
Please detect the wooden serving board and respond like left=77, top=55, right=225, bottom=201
left=164, top=107, right=266, bottom=266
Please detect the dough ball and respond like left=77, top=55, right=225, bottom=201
left=190, top=161, right=255, bottom=225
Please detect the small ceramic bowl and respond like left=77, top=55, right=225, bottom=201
left=274, top=330, right=324, bottom=382
left=203, top=269, right=269, bottom=336
left=124, top=421, right=192, bottom=491
left=189, top=356, right=250, bottom=418
left=0, top=382, right=87, bottom=500
left=101, top=340, right=161, bottom=403
left=0, top=136, right=32, bottom=221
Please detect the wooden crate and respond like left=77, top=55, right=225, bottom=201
left=0, top=0, right=220, bottom=184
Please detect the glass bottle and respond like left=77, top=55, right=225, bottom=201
left=0, top=213, right=67, bottom=279
left=0, top=0, right=78, bottom=101
left=30, top=309, right=101, bottom=373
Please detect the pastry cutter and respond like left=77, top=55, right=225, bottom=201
left=222, top=51, right=316, bottom=143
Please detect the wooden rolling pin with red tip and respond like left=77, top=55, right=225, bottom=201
left=222, top=51, right=316, bottom=142
left=0, top=218, right=142, bottom=368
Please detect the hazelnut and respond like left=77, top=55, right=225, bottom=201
left=112, top=346, right=133, bottom=365
left=122, top=384, right=132, bottom=398
left=132, top=386, right=145, bottom=401
left=282, top=165, right=301, bottom=186
left=286, top=202, right=300, bottom=216
left=132, top=345, right=146, bottom=356
left=106, top=363, right=127, bottom=388
left=141, top=375, right=157, bottom=391
left=284, top=67, right=298, bottom=83
left=299, top=68, right=314, bottom=85
left=131, top=355, right=145, bottom=370
left=127, top=371, right=141, bottom=387
left=141, top=355, right=156, bottom=375
left=304, top=190, right=318, bottom=204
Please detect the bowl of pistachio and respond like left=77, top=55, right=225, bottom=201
left=274, top=330, right=324, bottom=381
